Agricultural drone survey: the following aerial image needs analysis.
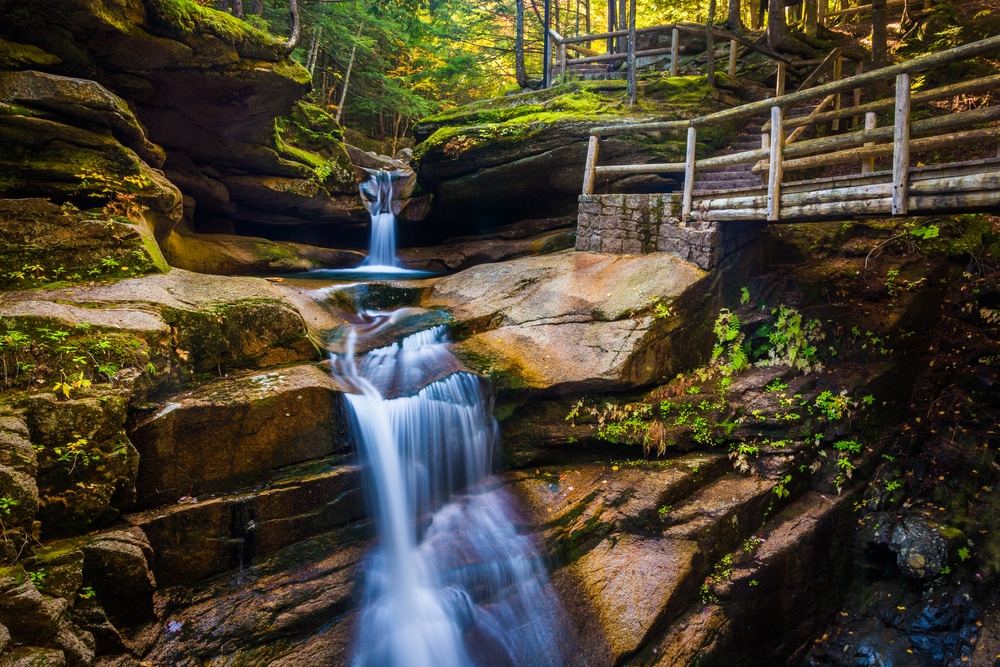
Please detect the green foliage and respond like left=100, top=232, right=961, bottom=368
left=711, top=309, right=748, bottom=376
left=756, top=306, right=824, bottom=373
left=0, top=497, right=19, bottom=515
left=0, top=319, right=152, bottom=390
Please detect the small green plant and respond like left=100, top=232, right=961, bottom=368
left=740, top=286, right=751, bottom=305
left=0, top=497, right=19, bottom=515
left=773, top=474, right=793, bottom=499
left=52, top=434, right=100, bottom=474
left=765, top=378, right=789, bottom=392
left=757, top=306, right=824, bottom=373
left=958, top=546, right=971, bottom=561
left=711, top=309, right=749, bottom=376
left=79, top=586, right=97, bottom=599
left=27, top=570, right=46, bottom=586
left=658, top=505, right=673, bottom=517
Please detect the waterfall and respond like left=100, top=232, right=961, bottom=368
left=359, top=170, right=403, bottom=269
left=333, top=319, right=569, bottom=667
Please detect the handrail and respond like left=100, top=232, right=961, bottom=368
left=589, top=34, right=1000, bottom=136
left=579, top=35, right=1000, bottom=225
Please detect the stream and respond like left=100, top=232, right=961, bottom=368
left=328, top=171, right=572, bottom=666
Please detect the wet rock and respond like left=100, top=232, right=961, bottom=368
left=161, top=220, right=364, bottom=275
left=129, top=364, right=351, bottom=507
left=124, top=463, right=364, bottom=585
left=0, top=566, right=66, bottom=644
left=0, top=199, right=169, bottom=292
left=0, top=465, right=39, bottom=527
left=889, top=516, right=950, bottom=580
left=24, top=390, right=138, bottom=537
left=0, top=647, right=67, bottom=667
left=79, top=528, right=155, bottom=626
left=69, top=600, right=126, bottom=656
left=0, top=622, right=8, bottom=652
left=0, top=71, right=164, bottom=167
left=424, top=250, right=709, bottom=394
left=142, top=530, right=366, bottom=666
left=32, top=546, right=84, bottom=602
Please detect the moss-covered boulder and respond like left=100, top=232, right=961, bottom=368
left=0, top=0, right=363, bottom=237
left=412, top=77, right=738, bottom=235
left=0, top=199, right=168, bottom=291
left=24, top=390, right=139, bottom=538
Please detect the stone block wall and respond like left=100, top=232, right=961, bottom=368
left=575, top=193, right=763, bottom=271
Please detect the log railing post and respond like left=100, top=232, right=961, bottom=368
left=852, top=60, right=864, bottom=127
left=761, top=130, right=771, bottom=186
left=682, top=126, right=697, bottom=222
left=862, top=111, right=876, bottom=175
left=776, top=61, right=787, bottom=96
left=583, top=135, right=600, bottom=194
left=892, top=72, right=911, bottom=215
left=729, top=39, right=738, bottom=78
left=767, top=105, right=785, bottom=221
left=818, top=0, right=826, bottom=27
left=670, top=27, right=680, bottom=77
left=831, top=53, right=843, bottom=131
left=559, top=42, right=568, bottom=83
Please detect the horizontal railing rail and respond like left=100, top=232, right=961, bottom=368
left=580, top=34, right=1000, bottom=223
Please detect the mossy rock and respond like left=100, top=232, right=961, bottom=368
left=23, top=389, right=139, bottom=538
left=0, top=39, right=61, bottom=70
left=0, top=199, right=168, bottom=291
left=162, top=298, right=317, bottom=374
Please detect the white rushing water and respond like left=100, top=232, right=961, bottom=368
left=360, top=170, right=400, bottom=269
left=333, top=322, right=569, bottom=667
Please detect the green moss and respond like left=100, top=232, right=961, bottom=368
left=145, top=0, right=280, bottom=52
left=0, top=39, right=60, bottom=69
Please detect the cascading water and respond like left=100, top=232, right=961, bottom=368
left=304, top=170, right=433, bottom=280
left=332, top=317, right=572, bottom=667
left=360, top=170, right=400, bottom=269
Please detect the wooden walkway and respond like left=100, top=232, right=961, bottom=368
left=579, top=35, right=1000, bottom=227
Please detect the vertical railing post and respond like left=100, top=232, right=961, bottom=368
left=760, top=130, right=771, bottom=187
left=670, top=27, right=680, bottom=77
left=818, top=0, right=826, bottom=27
left=775, top=61, right=787, bottom=96
left=852, top=60, right=864, bottom=127
left=583, top=135, right=600, bottom=195
left=558, top=41, right=567, bottom=83
left=767, top=105, right=784, bottom=221
left=729, top=39, right=738, bottom=78
left=892, top=72, right=911, bottom=215
left=543, top=0, right=551, bottom=88
left=682, top=125, right=697, bottom=222
left=862, top=111, right=876, bottom=176
left=627, top=0, right=637, bottom=106
left=831, top=53, right=843, bottom=131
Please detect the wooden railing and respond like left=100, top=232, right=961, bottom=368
left=547, top=23, right=792, bottom=88
left=580, top=35, right=1000, bottom=223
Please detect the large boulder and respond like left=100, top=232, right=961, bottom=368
left=129, top=364, right=351, bottom=507
left=423, top=249, right=710, bottom=394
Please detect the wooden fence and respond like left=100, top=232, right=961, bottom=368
left=580, top=34, right=1000, bottom=223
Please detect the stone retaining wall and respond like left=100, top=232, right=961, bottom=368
left=575, top=193, right=764, bottom=270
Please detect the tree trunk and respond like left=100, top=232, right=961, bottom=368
left=250, top=0, right=263, bottom=15
left=283, top=0, right=301, bottom=53
left=515, top=0, right=529, bottom=87
left=767, top=0, right=813, bottom=55
left=728, top=0, right=744, bottom=31
left=804, top=0, right=818, bottom=37
left=872, top=0, right=888, bottom=69
left=216, top=0, right=228, bottom=11
left=232, top=0, right=243, bottom=19
left=335, top=22, right=364, bottom=125
left=707, top=0, right=717, bottom=87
